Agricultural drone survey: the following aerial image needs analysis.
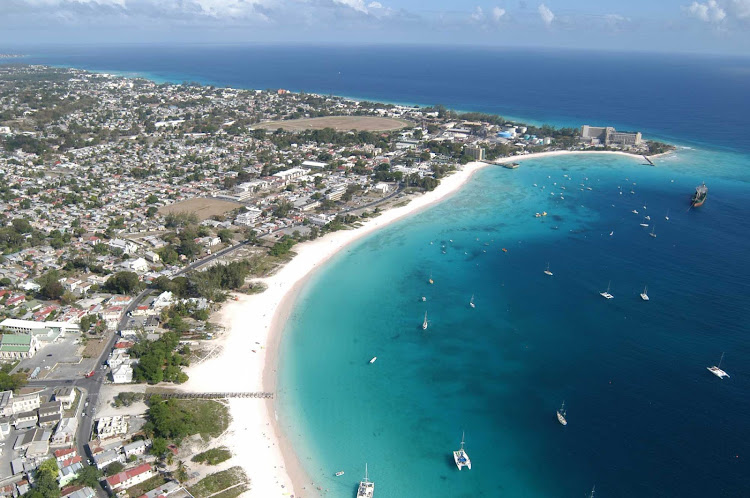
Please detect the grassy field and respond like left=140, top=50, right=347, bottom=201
left=258, top=115, right=409, bottom=132
left=158, top=197, right=240, bottom=221
left=187, top=467, right=249, bottom=498
left=173, top=399, right=230, bottom=440
left=191, top=447, right=232, bottom=465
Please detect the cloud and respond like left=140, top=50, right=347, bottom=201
left=726, top=0, right=750, bottom=18
left=685, top=0, right=726, bottom=23
left=471, top=6, right=484, bottom=21
left=333, top=0, right=368, bottom=13
left=492, top=6, right=506, bottom=21
left=538, top=3, right=554, bottom=25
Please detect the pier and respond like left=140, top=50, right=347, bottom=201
left=151, top=392, right=274, bottom=399
left=643, top=155, right=655, bottom=166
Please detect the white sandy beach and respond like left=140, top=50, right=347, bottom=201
left=181, top=150, right=647, bottom=497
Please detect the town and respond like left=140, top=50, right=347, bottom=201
left=0, top=64, right=670, bottom=498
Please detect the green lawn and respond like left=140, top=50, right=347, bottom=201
left=173, top=399, right=230, bottom=440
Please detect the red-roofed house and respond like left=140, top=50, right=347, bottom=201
left=54, top=448, right=77, bottom=464
left=104, top=464, right=154, bottom=493
left=115, top=341, right=134, bottom=349
left=6, top=295, right=26, bottom=306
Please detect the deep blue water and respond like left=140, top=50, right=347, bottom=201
left=5, top=46, right=750, bottom=497
left=10, top=45, right=750, bottom=153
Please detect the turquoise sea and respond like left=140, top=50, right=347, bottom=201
left=6, top=45, right=750, bottom=497
left=277, top=148, right=750, bottom=498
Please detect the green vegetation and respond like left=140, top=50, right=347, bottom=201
left=187, top=467, right=249, bottom=498
left=130, top=332, right=189, bottom=384
left=144, top=396, right=230, bottom=442
left=0, top=362, right=26, bottom=392
left=104, top=462, right=125, bottom=476
left=269, top=236, right=296, bottom=257
left=105, top=271, right=143, bottom=294
left=112, top=392, right=146, bottom=407
left=25, top=459, right=60, bottom=498
left=72, top=465, right=102, bottom=488
left=191, top=447, right=232, bottom=466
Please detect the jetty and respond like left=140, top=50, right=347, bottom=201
left=643, top=155, right=655, bottom=166
left=149, top=391, right=274, bottom=399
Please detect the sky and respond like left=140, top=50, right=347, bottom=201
left=1, top=0, right=750, bottom=55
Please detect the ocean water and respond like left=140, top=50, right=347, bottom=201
left=277, top=151, right=750, bottom=497
left=5, top=46, right=750, bottom=496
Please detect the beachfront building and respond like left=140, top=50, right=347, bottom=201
left=580, top=125, right=642, bottom=147
left=465, top=145, right=485, bottom=161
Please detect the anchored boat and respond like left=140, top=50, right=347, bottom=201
left=453, top=432, right=472, bottom=470
left=692, top=182, right=708, bottom=207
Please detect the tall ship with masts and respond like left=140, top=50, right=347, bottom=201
left=692, top=182, right=708, bottom=207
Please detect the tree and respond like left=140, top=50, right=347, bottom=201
left=146, top=194, right=159, bottom=204
left=40, top=280, right=64, bottom=300
left=217, top=229, right=233, bottom=244
left=29, top=458, right=61, bottom=498
left=0, top=363, right=27, bottom=392
left=105, top=272, right=142, bottom=294
left=72, top=465, right=102, bottom=488
left=150, top=437, right=168, bottom=458
left=104, top=462, right=125, bottom=476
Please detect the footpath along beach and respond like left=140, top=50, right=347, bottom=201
left=181, top=150, right=646, bottom=497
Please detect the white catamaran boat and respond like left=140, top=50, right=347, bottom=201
left=469, top=294, right=475, bottom=308
left=544, top=262, right=553, bottom=276
left=422, top=311, right=428, bottom=330
left=640, top=285, right=649, bottom=301
left=357, top=464, right=374, bottom=498
left=707, top=352, right=730, bottom=379
left=453, top=432, right=472, bottom=470
left=600, top=281, right=614, bottom=299
left=556, top=401, right=567, bottom=426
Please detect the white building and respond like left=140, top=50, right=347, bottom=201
left=235, top=208, right=263, bottom=226
left=112, top=363, right=134, bottom=384
left=96, top=416, right=128, bottom=439
left=272, top=167, right=309, bottom=185
left=104, top=464, right=154, bottom=493
left=0, top=318, right=78, bottom=335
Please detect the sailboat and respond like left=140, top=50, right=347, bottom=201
left=422, top=311, right=428, bottom=330
left=707, top=352, right=730, bottom=379
left=469, top=294, right=475, bottom=308
left=640, top=285, right=649, bottom=301
left=665, top=209, right=670, bottom=221
left=428, top=272, right=434, bottom=285
left=453, top=432, right=472, bottom=470
left=589, top=485, right=596, bottom=498
left=357, top=464, right=374, bottom=498
left=556, top=401, right=567, bottom=426
left=600, top=281, right=614, bottom=299
left=544, top=262, right=553, bottom=276
left=649, top=226, right=656, bottom=238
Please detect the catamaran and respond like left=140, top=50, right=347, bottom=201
left=556, top=401, right=567, bottom=426
left=707, top=352, right=730, bottom=379
left=453, top=432, right=472, bottom=470
left=544, top=263, right=553, bottom=276
left=357, top=464, right=374, bottom=498
left=640, top=285, right=649, bottom=301
left=469, top=294, right=475, bottom=308
left=600, top=281, right=614, bottom=299
left=422, top=311, right=428, bottom=330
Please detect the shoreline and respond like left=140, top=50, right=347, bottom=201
left=182, top=149, right=647, bottom=497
